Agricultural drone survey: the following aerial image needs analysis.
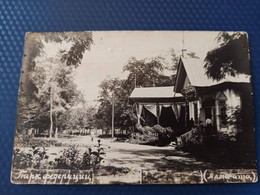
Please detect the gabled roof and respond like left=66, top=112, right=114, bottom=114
left=130, top=86, right=182, bottom=99
left=175, top=57, right=251, bottom=92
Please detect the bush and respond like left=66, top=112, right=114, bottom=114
left=152, top=125, right=173, bottom=146
left=13, top=140, right=107, bottom=170
left=130, top=124, right=174, bottom=146
left=54, top=139, right=106, bottom=170
left=15, top=134, right=62, bottom=148
left=13, top=146, right=51, bottom=169
left=180, top=131, right=257, bottom=169
left=54, top=145, right=82, bottom=169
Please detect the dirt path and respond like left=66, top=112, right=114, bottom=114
left=73, top=135, right=215, bottom=171
left=17, top=135, right=216, bottom=184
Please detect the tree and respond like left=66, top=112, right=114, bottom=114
left=169, top=49, right=180, bottom=72
left=22, top=32, right=93, bottom=96
left=96, top=56, right=175, bottom=135
left=59, top=104, right=97, bottom=132
left=123, top=57, right=174, bottom=90
left=204, top=32, right=250, bottom=80
left=18, top=32, right=93, bottom=136
left=187, top=51, right=199, bottom=59
left=31, top=55, right=74, bottom=137
left=96, top=78, right=123, bottom=134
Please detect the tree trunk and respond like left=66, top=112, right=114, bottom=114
left=54, top=112, right=58, bottom=138
left=49, top=87, right=53, bottom=138
left=55, top=127, right=58, bottom=138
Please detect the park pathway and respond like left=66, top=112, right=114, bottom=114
left=76, top=136, right=214, bottom=171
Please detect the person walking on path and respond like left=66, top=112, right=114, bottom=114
left=90, top=129, right=95, bottom=142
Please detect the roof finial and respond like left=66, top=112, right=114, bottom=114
left=182, top=31, right=185, bottom=49
left=181, top=31, right=187, bottom=58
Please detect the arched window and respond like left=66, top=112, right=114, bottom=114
left=217, top=92, right=228, bottom=126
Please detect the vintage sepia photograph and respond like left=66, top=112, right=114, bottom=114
left=11, top=31, right=257, bottom=184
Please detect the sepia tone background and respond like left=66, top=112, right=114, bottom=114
left=0, top=0, right=260, bottom=194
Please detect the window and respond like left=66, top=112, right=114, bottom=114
left=219, top=100, right=227, bottom=125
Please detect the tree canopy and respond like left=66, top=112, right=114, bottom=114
left=204, top=32, right=250, bottom=80
left=96, top=56, right=176, bottom=133
left=17, top=32, right=94, bottom=136
left=123, top=57, right=174, bottom=90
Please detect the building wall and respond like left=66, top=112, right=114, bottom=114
left=215, top=89, right=241, bottom=134
left=187, top=88, right=242, bottom=135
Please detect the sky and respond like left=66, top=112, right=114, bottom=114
left=43, top=31, right=220, bottom=105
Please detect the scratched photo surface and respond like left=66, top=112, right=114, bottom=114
left=11, top=31, right=257, bottom=184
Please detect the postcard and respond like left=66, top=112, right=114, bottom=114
left=11, top=31, right=257, bottom=184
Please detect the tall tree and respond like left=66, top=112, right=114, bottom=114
left=31, top=55, right=73, bottom=137
left=96, top=78, right=125, bottom=134
left=204, top=32, right=250, bottom=80
left=123, top=57, right=174, bottom=90
left=96, top=56, right=175, bottom=134
left=59, top=104, right=97, bottom=131
left=22, top=32, right=93, bottom=96
left=18, top=32, right=93, bottom=136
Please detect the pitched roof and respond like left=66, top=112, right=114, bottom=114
left=180, top=57, right=250, bottom=87
left=130, top=86, right=182, bottom=99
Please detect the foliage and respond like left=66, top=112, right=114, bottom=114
left=54, top=145, right=82, bottom=169
left=15, top=135, right=62, bottom=148
left=96, top=77, right=138, bottom=133
left=13, top=146, right=50, bottom=169
left=13, top=148, right=33, bottom=169
left=169, top=49, right=180, bottom=72
left=89, top=139, right=106, bottom=169
left=98, top=166, right=130, bottom=176
left=26, top=32, right=93, bottom=68
left=54, top=139, right=106, bottom=170
left=59, top=104, right=97, bottom=131
left=96, top=56, right=176, bottom=134
left=152, top=125, right=174, bottom=146
left=178, top=126, right=257, bottom=168
left=204, top=32, right=250, bottom=80
left=169, top=49, right=199, bottom=73
left=130, top=124, right=174, bottom=146
left=123, top=57, right=174, bottom=89
left=217, top=105, right=242, bottom=139
left=17, top=32, right=93, bottom=136
left=226, top=106, right=242, bottom=132
left=13, top=140, right=107, bottom=170
left=187, top=51, right=199, bottom=59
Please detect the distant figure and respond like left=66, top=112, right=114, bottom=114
left=187, top=118, right=195, bottom=129
left=90, top=129, right=95, bottom=142
left=205, top=118, right=213, bottom=136
left=206, top=118, right=212, bottom=126
left=190, top=118, right=195, bottom=127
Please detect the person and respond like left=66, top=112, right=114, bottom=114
left=206, top=118, right=212, bottom=126
left=90, top=129, right=95, bottom=142
left=190, top=118, right=195, bottom=127
left=205, top=117, right=212, bottom=137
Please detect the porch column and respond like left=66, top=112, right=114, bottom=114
left=156, top=103, right=160, bottom=125
left=136, top=103, right=143, bottom=125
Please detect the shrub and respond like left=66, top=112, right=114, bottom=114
left=13, top=146, right=50, bottom=169
left=14, top=134, right=62, bottom=148
left=13, top=140, right=107, bottom=170
left=152, top=125, right=173, bottom=146
left=130, top=124, right=174, bottom=146
left=13, top=148, right=33, bottom=169
left=54, top=145, right=82, bottom=169
left=54, top=139, right=106, bottom=170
